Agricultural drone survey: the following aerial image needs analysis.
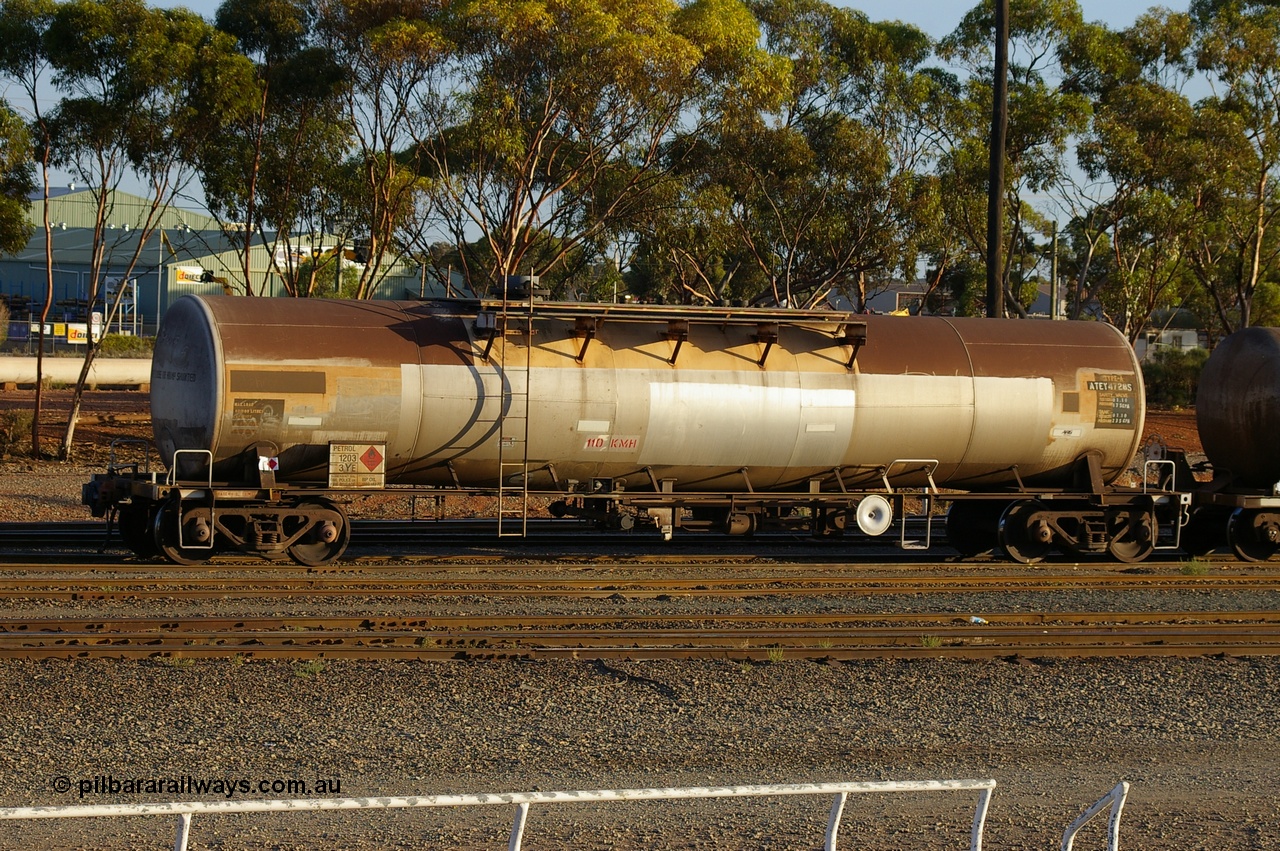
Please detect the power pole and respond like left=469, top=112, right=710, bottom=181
left=986, top=0, right=1009, bottom=318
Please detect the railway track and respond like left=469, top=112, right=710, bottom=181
left=1, top=556, right=1279, bottom=659
left=6, top=521, right=1280, bottom=660
left=2, top=611, right=1279, bottom=660
left=1, top=565, right=1279, bottom=599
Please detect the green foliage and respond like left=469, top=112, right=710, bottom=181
left=420, top=0, right=786, bottom=296
left=1180, top=2, right=1280, bottom=332
left=943, top=263, right=986, bottom=317
left=1251, top=281, right=1280, bottom=327
left=0, top=408, right=31, bottom=455
left=0, top=104, right=33, bottom=254
left=927, top=0, right=1097, bottom=318
left=1180, top=558, right=1210, bottom=575
left=305, top=256, right=362, bottom=299
left=201, top=0, right=347, bottom=296
left=1141, top=347, right=1209, bottom=408
left=293, top=659, right=327, bottom=678
left=638, top=0, right=939, bottom=308
left=0, top=300, right=8, bottom=345
left=216, top=0, right=313, bottom=61
left=95, top=333, right=153, bottom=357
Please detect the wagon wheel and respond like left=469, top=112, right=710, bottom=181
left=997, top=500, right=1052, bottom=564
left=152, top=499, right=210, bottom=566
left=1227, top=509, right=1280, bottom=563
left=286, top=501, right=351, bottom=567
left=945, top=500, right=1010, bottom=557
left=1107, top=508, right=1155, bottom=564
left=116, top=504, right=158, bottom=559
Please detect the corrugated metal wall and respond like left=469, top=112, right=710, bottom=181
left=26, top=188, right=222, bottom=231
left=2, top=190, right=450, bottom=333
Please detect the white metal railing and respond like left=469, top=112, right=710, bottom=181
left=0, top=779, right=997, bottom=851
left=1061, top=781, right=1130, bottom=851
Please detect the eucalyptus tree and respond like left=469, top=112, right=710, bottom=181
left=420, top=0, right=785, bottom=297
left=0, top=0, right=51, bottom=253
left=652, top=1, right=930, bottom=309
left=620, top=176, right=762, bottom=305
left=0, top=0, right=54, bottom=456
left=935, top=0, right=1091, bottom=316
left=1058, top=10, right=1205, bottom=340
left=0, top=108, right=32, bottom=257
left=1185, top=0, right=1280, bottom=332
left=207, top=0, right=349, bottom=296
left=317, top=0, right=449, bottom=299
left=45, top=0, right=249, bottom=458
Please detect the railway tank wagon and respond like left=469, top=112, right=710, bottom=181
left=84, top=294, right=1168, bottom=566
left=1187, top=327, right=1280, bottom=561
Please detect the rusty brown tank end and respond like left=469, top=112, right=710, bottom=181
left=1197, top=327, right=1280, bottom=487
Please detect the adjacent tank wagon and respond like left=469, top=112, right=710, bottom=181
left=84, top=295, right=1182, bottom=566
left=1185, top=327, right=1280, bottom=561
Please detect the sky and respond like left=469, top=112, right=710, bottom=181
left=846, top=0, right=1178, bottom=37
left=151, top=0, right=1184, bottom=37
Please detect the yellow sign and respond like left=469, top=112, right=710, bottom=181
left=328, top=443, right=386, bottom=489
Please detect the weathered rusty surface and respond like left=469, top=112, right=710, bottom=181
left=3, top=611, right=1280, bottom=661
left=1197, top=327, right=1280, bottom=487
left=150, top=296, right=1144, bottom=492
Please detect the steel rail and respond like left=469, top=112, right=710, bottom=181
left=0, top=572, right=1279, bottom=601
left=2, top=644, right=1269, bottom=660
left=8, top=625, right=1280, bottom=648
left=5, top=549, right=1273, bottom=569
left=2, top=616, right=1279, bottom=660
left=4, top=611, right=1280, bottom=632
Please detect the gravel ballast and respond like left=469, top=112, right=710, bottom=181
left=0, top=655, right=1277, bottom=849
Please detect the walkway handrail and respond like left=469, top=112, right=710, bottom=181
left=0, top=779, right=998, bottom=851
left=1061, top=781, right=1130, bottom=851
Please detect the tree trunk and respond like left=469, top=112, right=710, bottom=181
left=60, top=383, right=84, bottom=461
left=31, top=158, right=53, bottom=458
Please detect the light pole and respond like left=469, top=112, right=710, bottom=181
left=986, top=0, right=1009, bottom=319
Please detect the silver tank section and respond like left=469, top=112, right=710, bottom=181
left=1197, top=327, right=1280, bottom=487
left=151, top=295, right=1145, bottom=491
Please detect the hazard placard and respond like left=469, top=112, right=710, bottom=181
left=328, top=443, right=387, bottom=488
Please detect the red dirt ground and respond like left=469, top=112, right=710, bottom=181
left=1142, top=408, right=1202, bottom=455
left=0, top=388, right=151, bottom=461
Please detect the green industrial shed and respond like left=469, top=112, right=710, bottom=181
left=0, top=187, right=441, bottom=338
